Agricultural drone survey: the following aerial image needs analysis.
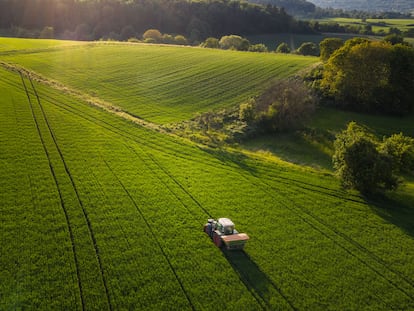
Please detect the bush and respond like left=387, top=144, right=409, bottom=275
left=380, top=133, right=414, bottom=174
left=319, top=38, right=343, bottom=62
left=201, top=37, right=220, bottom=49
left=242, top=79, right=316, bottom=133
left=248, top=44, right=268, bottom=53
left=219, top=35, right=250, bottom=51
left=275, top=42, right=290, bottom=53
left=297, top=42, right=319, bottom=56
left=143, top=29, right=162, bottom=42
left=333, top=122, right=399, bottom=194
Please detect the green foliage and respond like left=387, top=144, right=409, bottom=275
left=383, top=34, right=405, bottom=45
left=248, top=43, right=268, bottom=52
left=201, top=37, right=220, bottom=49
left=2, top=40, right=414, bottom=311
left=239, top=99, right=256, bottom=123
left=333, top=122, right=399, bottom=193
left=380, top=133, right=414, bottom=174
left=275, top=42, right=291, bottom=53
left=174, top=35, right=188, bottom=45
left=244, top=79, right=317, bottom=133
left=297, top=42, right=319, bottom=56
left=321, top=39, right=414, bottom=115
left=219, top=35, right=250, bottom=51
left=319, top=37, right=343, bottom=61
left=143, top=29, right=162, bottom=42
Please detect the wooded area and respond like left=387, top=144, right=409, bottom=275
left=0, top=0, right=313, bottom=41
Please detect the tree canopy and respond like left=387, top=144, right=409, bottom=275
left=321, top=39, right=414, bottom=115
left=0, top=0, right=306, bottom=41
left=333, top=122, right=397, bottom=194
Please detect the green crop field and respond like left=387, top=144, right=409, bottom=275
left=1, top=38, right=414, bottom=310
left=1, top=40, right=317, bottom=124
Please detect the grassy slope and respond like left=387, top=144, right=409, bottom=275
left=243, top=107, right=414, bottom=169
left=1, top=40, right=317, bottom=124
left=1, top=39, right=414, bottom=310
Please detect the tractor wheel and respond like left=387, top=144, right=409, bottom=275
left=213, top=233, right=222, bottom=248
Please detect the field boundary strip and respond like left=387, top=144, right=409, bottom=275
left=0, top=61, right=163, bottom=131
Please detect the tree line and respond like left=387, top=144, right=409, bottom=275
left=0, top=0, right=315, bottom=42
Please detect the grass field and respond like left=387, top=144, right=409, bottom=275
left=1, top=38, right=414, bottom=310
left=1, top=39, right=317, bottom=124
left=316, top=18, right=414, bottom=33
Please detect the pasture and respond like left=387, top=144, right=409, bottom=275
left=1, top=40, right=317, bottom=124
left=1, top=38, right=414, bottom=310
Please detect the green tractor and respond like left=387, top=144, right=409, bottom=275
left=204, top=218, right=249, bottom=250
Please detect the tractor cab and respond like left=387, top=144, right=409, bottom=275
left=216, top=218, right=236, bottom=235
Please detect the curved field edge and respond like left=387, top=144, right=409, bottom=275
left=1, top=40, right=318, bottom=124
left=2, top=67, right=414, bottom=310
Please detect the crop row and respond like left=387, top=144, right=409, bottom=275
left=1, top=69, right=265, bottom=310
left=2, top=43, right=317, bottom=123
left=14, top=68, right=414, bottom=308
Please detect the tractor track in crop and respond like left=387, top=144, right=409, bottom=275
left=24, top=74, right=113, bottom=311
left=9, top=75, right=366, bottom=209
left=10, top=76, right=366, bottom=309
left=122, top=143, right=297, bottom=310
left=102, top=158, right=196, bottom=311
left=9, top=68, right=414, bottom=307
left=242, top=171, right=414, bottom=305
left=19, top=73, right=85, bottom=311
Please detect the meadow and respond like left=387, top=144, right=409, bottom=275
left=1, top=39, right=316, bottom=124
left=316, top=18, right=414, bottom=34
left=1, top=38, right=414, bottom=310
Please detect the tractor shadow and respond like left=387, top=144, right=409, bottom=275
left=222, top=249, right=289, bottom=308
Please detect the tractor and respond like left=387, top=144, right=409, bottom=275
left=204, top=218, right=249, bottom=250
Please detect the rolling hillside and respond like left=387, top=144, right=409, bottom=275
left=1, top=38, right=414, bottom=310
left=1, top=40, right=317, bottom=124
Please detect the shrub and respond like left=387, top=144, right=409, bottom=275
left=219, top=35, right=250, bottom=51
left=201, top=37, right=219, bottom=49
left=333, top=122, right=398, bottom=194
left=380, top=133, right=414, bottom=174
left=248, top=44, right=268, bottom=53
left=143, top=29, right=162, bottom=42
left=248, top=80, right=316, bottom=133
left=297, top=42, right=319, bottom=56
left=275, top=42, right=290, bottom=53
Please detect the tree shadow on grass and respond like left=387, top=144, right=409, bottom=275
left=240, top=129, right=334, bottom=171
left=222, top=249, right=296, bottom=310
left=365, top=189, right=414, bottom=239
left=198, top=145, right=259, bottom=174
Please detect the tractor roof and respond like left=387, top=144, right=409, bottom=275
left=218, top=218, right=234, bottom=227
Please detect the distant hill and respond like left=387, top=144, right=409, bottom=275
left=307, top=0, right=414, bottom=13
